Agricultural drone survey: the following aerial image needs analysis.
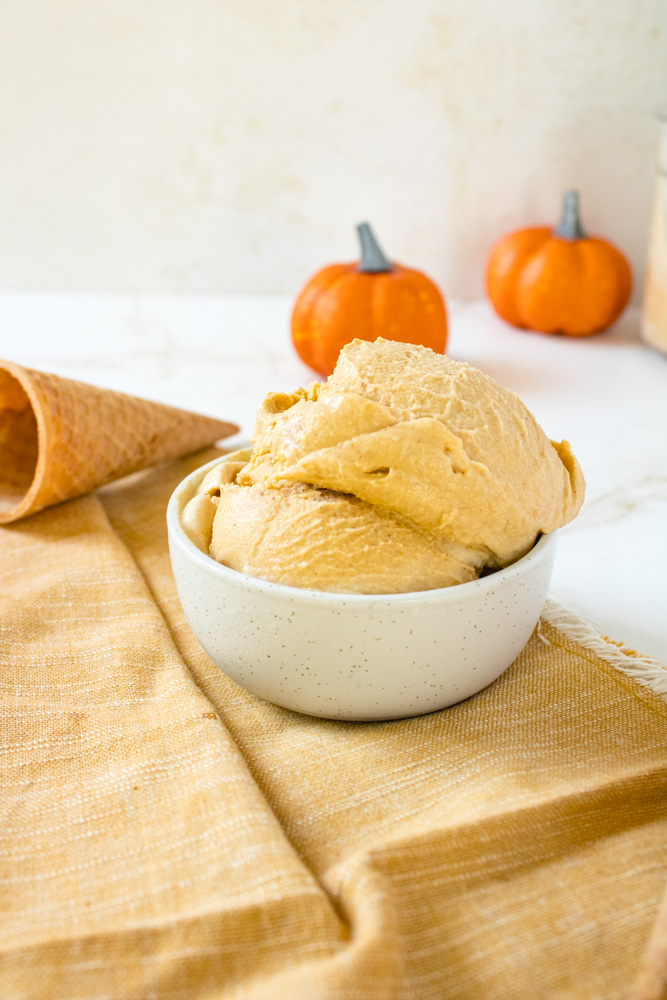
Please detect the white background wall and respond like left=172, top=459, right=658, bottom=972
left=0, top=0, right=665, bottom=299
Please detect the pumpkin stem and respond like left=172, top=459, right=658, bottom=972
left=357, top=222, right=393, bottom=273
left=554, top=190, right=587, bottom=240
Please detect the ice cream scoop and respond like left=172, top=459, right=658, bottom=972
left=185, top=339, right=584, bottom=594
left=168, top=458, right=559, bottom=720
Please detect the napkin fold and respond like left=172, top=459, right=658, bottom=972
left=0, top=446, right=665, bottom=1000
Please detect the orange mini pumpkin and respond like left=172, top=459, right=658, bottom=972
left=291, top=223, right=448, bottom=376
left=486, top=191, right=631, bottom=336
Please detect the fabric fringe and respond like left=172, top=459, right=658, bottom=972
left=540, top=600, right=667, bottom=700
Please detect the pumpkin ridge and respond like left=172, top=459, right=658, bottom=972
left=369, top=270, right=394, bottom=346
left=291, top=264, right=353, bottom=371
left=402, top=271, right=447, bottom=347
left=486, top=228, right=551, bottom=327
left=585, top=237, right=633, bottom=327
left=568, top=239, right=625, bottom=335
left=311, top=269, right=375, bottom=376
left=567, top=240, right=603, bottom=334
left=516, top=240, right=584, bottom=334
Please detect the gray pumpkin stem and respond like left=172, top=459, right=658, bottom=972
left=357, top=222, right=392, bottom=273
left=554, top=190, right=587, bottom=240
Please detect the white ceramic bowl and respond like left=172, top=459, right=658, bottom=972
left=167, top=455, right=557, bottom=721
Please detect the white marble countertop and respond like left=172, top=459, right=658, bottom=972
left=1, top=291, right=665, bottom=664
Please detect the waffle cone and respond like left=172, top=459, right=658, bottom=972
left=0, top=360, right=238, bottom=524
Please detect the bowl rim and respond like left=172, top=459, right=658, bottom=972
left=167, top=453, right=557, bottom=606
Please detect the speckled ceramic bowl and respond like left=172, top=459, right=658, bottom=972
left=167, top=454, right=557, bottom=721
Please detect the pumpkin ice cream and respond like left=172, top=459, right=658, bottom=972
left=185, top=339, right=584, bottom=594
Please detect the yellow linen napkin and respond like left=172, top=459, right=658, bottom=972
left=1, top=447, right=666, bottom=1000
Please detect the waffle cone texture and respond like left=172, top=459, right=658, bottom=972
left=0, top=360, right=237, bottom=524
